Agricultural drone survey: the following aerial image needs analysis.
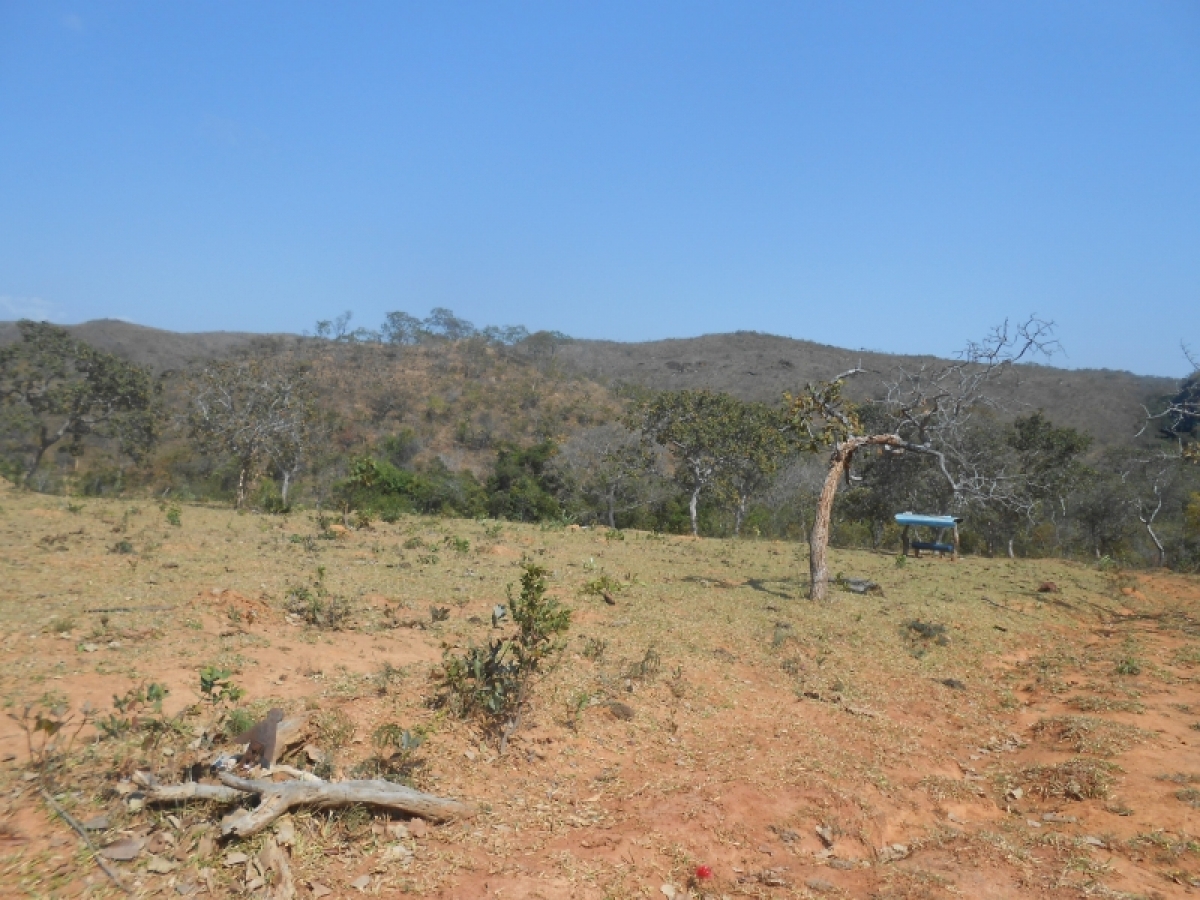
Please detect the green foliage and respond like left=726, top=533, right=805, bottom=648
left=630, top=389, right=793, bottom=536
left=285, top=585, right=352, bottom=630
left=224, top=708, right=256, bottom=738
left=580, top=573, right=623, bottom=597
left=0, top=320, right=158, bottom=485
left=372, top=722, right=426, bottom=756
left=165, top=503, right=182, bottom=527
left=443, top=534, right=470, bottom=554
left=199, top=667, right=245, bottom=704
left=438, top=563, right=571, bottom=729
left=485, top=441, right=563, bottom=522
left=337, top=455, right=486, bottom=520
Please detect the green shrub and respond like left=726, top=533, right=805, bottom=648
left=438, top=563, right=571, bottom=735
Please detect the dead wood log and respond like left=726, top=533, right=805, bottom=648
left=216, top=772, right=476, bottom=836
left=134, top=771, right=475, bottom=837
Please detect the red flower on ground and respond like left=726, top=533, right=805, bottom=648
left=695, top=865, right=714, bottom=880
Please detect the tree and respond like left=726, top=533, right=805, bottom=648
left=551, top=423, right=670, bottom=527
left=184, top=358, right=316, bottom=508
left=630, top=389, right=791, bottom=537
left=381, top=311, right=427, bottom=346
left=716, top=402, right=794, bottom=536
left=789, top=318, right=1057, bottom=600
left=486, top=441, right=563, bottom=522
left=0, top=321, right=157, bottom=484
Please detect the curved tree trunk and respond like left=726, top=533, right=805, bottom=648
left=809, top=434, right=910, bottom=601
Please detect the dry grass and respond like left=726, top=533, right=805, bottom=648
left=1016, top=758, right=1121, bottom=800
left=1065, top=694, right=1146, bottom=714
left=1, top=484, right=1198, bottom=898
left=1031, top=715, right=1149, bottom=757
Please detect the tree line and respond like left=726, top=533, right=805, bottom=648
left=2, top=315, right=1197, bottom=584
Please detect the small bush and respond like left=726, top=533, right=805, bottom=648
left=438, top=563, right=571, bottom=735
left=285, top=585, right=352, bottom=630
left=199, top=667, right=244, bottom=704
left=165, top=504, right=182, bottom=527
left=580, top=573, right=623, bottom=597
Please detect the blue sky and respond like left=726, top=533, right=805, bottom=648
left=1, top=2, right=1197, bottom=377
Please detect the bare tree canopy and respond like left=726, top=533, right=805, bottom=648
left=184, top=358, right=317, bottom=508
left=789, top=317, right=1059, bottom=600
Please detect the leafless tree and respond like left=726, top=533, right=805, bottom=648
left=789, top=317, right=1058, bottom=600
left=552, top=423, right=670, bottom=527
left=184, top=359, right=317, bottom=508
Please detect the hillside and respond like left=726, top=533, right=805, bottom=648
left=558, top=331, right=1177, bottom=448
left=2, top=319, right=1177, bottom=447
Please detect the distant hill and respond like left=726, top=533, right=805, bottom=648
left=557, top=331, right=1177, bottom=447
left=1, top=320, right=1177, bottom=447
left=0, top=319, right=296, bottom=373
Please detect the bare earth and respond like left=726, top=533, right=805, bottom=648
left=2, top=482, right=1199, bottom=899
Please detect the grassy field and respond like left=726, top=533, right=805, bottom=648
left=2, top=481, right=1200, bottom=899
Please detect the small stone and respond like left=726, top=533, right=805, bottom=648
left=81, top=643, right=99, bottom=653
left=222, top=852, right=248, bottom=867
left=309, top=883, right=332, bottom=898
left=196, top=835, right=215, bottom=858
left=126, top=797, right=144, bottom=812
left=99, top=837, right=144, bottom=861
left=660, top=885, right=677, bottom=899
left=1027, top=819, right=1041, bottom=828
left=806, top=879, right=836, bottom=893
left=161, top=747, right=174, bottom=757
left=381, top=843, right=413, bottom=861
left=829, top=859, right=856, bottom=870
left=386, top=822, right=409, bottom=840
left=146, top=855, right=178, bottom=874
left=81, top=816, right=110, bottom=831
left=607, top=701, right=635, bottom=721
left=350, top=874, right=371, bottom=891
left=815, top=824, right=835, bottom=847
left=463, top=749, right=477, bottom=761
left=407, top=818, right=428, bottom=838
left=108, top=641, right=122, bottom=649
left=1081, top=836, right=1105, bottom=847
left=245, top=877, right=265, bottom=891
left=1007, top=787, right=1024, bottom=800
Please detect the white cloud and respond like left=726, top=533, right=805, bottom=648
left=61, top=13, right=83, bottom=32
left=0, top=295, right=63, bottom=322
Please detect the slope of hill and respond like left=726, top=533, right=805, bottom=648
left=1, top=320, right=1177, bottom=445
left=558, top=331, right=1177, bottom=446
left=0, top=319, right=295, bottom=372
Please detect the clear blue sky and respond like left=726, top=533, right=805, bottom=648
left=1, top=2, right=1197, bottom=377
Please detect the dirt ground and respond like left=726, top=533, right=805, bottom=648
left=2, top=482, right=1200, bottom=899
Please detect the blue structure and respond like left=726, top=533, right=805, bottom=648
left=895, top=512, right=963, bottom=559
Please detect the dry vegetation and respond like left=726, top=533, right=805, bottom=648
left=3, top=482, right=1200, bottom=898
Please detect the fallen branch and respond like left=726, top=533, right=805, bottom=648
left=135, top=771, right=475, bottom=837
left=40, top=788, right=131, bottom=894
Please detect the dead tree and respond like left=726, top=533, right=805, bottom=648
left=789, top=318, right=1057, bottom=601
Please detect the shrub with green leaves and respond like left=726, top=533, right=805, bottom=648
left=199, top=667, right=244, bottom=704
left=438, top=563, right=571, bottom=735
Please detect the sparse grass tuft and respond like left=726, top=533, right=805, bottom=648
left=1064, top=694, right=1145, bottom=714
left=1031, top=715, right=1147, bottom=756
left=1017, top=758, right=1120, bottom=800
